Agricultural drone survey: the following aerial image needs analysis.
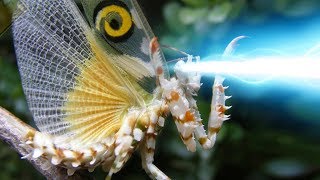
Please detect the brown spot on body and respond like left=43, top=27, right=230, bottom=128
left=90, top=148, right=97, bottom=158
left=138, top=116, right=149, bottom=130
left=147, top=147, right=155, bottom=153
left=150, top=37, right=159, bottom=55
left=181, top=133, right=193, bottom=142
left=217, top=105, right=226, bottom=115
left=74, top=151, right=84, bottom=161
left=56, top=148, right=65, bottom=159
left=156, top=66, right=163, bottom=75
left=209, top=127, right=221, bottom=134
left=170, top=91, right=180, bottom=101
left=128, top=116, right=137, bottom=127
left=199, top=137, right=208, bottom=145
left=25, top=130, right=35, bottom=141
left=184, top=110, right=195, bottom=122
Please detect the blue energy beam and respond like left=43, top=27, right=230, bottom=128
left=179, top=14, right=320, bottom=88
left=181, top=56, right=320, bottom=84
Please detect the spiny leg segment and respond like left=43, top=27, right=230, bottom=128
left=157, top=49, right=232, bottom=153
left=105, top=99, right=169, bottom=180
left=136, top=38, right=232, bottom=180
left=140, top=104, right=169, bottom=180
left=159, top=56, right=230, bottom=152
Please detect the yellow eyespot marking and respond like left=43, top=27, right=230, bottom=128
left=95, top=5, right=132, bottom=38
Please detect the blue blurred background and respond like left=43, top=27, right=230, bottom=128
left=1, top=0, right=320, bottom=179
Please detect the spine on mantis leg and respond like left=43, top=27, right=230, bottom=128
left=168, top=56, right=231, bottom=151
left=161, top=56, right=204, bottom=152
left=195, top=76, right=231, bottom=149
left=195, top=36, right=246, bottom=149
left=208, top=76, right=231, bottom=145
left=194, top=75, right=231, bottom=149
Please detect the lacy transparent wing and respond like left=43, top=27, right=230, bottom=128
left=13, top=0, right=149, bottom=149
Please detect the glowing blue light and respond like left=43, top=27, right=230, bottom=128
left=177, top=14, right=320, bottom=88
left=181, top=56, right=320, bottom=83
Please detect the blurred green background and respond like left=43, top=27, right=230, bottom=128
left=1, top=0, right=320, bottom=179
